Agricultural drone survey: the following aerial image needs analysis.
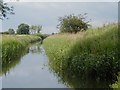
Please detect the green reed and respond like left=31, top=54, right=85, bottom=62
left=1, top=35, right=40, bottom=67
left=43, top=24, right=119, bottom=88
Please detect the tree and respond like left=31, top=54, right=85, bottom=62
left=30, top=25, right=37, bottom=34
left=0, top=0, right=14, bottom=19
left=0, top=31, right=9, bottom=34
left=17, top=23, right=29, bottom=34
left=57, top=14, right=90, bottom=33
left=30, top=25, right=42, bottom=34
left=37, top=25, right=42, bottom=33
left=8, top=28, right=15, bottom=34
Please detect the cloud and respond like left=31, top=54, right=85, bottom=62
left=2, top=2, right=118, bottom=34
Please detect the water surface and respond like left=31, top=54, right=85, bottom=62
left=2, top=43, right=119, bottom=89
left=2, top=44, right=67, bottom=88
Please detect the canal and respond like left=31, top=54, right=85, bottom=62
left=2, top=43, right=68, bottom=88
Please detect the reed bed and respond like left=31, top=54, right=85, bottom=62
left=43, top=24, right=119, bottom=88
left=1, top=35, right=40, bottom=65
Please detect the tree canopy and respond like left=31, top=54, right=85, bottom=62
left=30, top=25, right=42, bottom=34
left=8, top=28, right=15, bottom=34
left=17, top=23, right=29, bottom=34
left=0, top=0, right=14, bottom=19
left=57, top=14, right=90, bottom=33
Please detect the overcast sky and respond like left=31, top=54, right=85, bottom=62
left=1, top=1, right=118, bottom=34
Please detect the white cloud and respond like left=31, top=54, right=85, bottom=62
left=2, top=2, right=118, bottom=34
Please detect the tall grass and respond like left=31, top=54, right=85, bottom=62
left=2, top=47, right=29, bottom=76
left=112, top=73, right=120, bottom=88
left=1, top=35, right=40, bottom=75
left=43, top=24, right=119, bottom=88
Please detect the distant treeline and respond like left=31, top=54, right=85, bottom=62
left=1, top=23, right=42, bottom=35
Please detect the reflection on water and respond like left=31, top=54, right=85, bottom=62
left=2, top=43, right=67, bottom=88
left=2, top=43, right=119, bottom=88
left=2, top=48, right=29, bottom=76
left=48, top=58, right=119, bottom=89
left=2, top=43, right=43, bottom=76
left=52, top=72, right=113, bottom=88
left=29, top=46, right=42, bottom=54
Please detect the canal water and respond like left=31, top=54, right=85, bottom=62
left=2, top=43, right=68, bottom=88
left=1, top=43, right=119, bottom=89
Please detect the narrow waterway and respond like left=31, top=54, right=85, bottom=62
left=2, top=43, right=68, bottom=88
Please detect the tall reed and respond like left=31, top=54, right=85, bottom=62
left=1, top=35, right=40, bottom=73
left=43, top=24, right=119, bottom=88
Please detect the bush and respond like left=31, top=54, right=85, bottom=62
left=34, top=33, right=49, bottom=40
left=8, top=28, right=15, bottom=34
left=57, top=14, right=90, bottom=33
left=0, top=31, right=9, bottom=34
left=17, top=23, right=29, bottom=34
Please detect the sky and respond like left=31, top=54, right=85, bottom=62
left=0, top=0, right=119, bottom=89
left=0, top=0, right=119, bottom=34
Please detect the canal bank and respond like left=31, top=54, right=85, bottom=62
left=2, top=44, right=67, bottom=88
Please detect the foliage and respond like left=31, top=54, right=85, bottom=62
left=8, top=28, right=15, bottom=34
left=2, top=46, right=29, bottom=75
left=0, top=29, right=15, bottom=34
left=0, top=31, right=9, bottom=34
left=1, top=35, right=41, bottom=66
left=17, top=23, right=30, bottom=34
left=43, top=24, right=119, bottom=88
left=57, top=14, right=90, bottom=33
left=34, top=33, right=49, bottom=40
left=37, top=25, right=42, bottom=33
left=112, top=73, right=120, bottom=89
left=30, top=25, right=42, bottom=34
left=0, top=0, right=14, bottom=19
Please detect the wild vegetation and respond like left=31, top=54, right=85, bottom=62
left=1, top=1, right=119, bottom=88
left=112, top=73, right=120, bottom=88
left=17, top=23, right=30, bottom=34
left=16, top=23, right=42, bottom=35
left=0, top=0, right=14, bottom=19
left=8, top=28, right=15, bottom=34
left=1, top=35, right=41, bottom=73
left=43, top=24, right=120, bottom=88
left=57, top=14, right=90, bottom=33
left=30, top=25, right=42, bottom=34
left=2, top=46, right=29, bottom=76
left=0, top=23, right=43, bottom=35
left=34, top=33, right=49, bottom=40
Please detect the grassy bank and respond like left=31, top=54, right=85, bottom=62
left=1, top=35, right=41, bottom=69
left=43, top=24, right=119, bottom=88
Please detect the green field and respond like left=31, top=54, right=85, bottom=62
left=43, top=24, right=120, bottom=88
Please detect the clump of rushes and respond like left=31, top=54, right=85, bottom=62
left=43, top=24, right=120, bottom=88
left=1, top=35, right=41, bottom=66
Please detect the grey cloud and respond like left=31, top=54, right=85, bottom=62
left=2, top=2, right=118, bottom=34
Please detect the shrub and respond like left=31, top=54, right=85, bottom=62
left=57, top=14, right=90, bottom=33
left=17, top=23, right=29, bottom=34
